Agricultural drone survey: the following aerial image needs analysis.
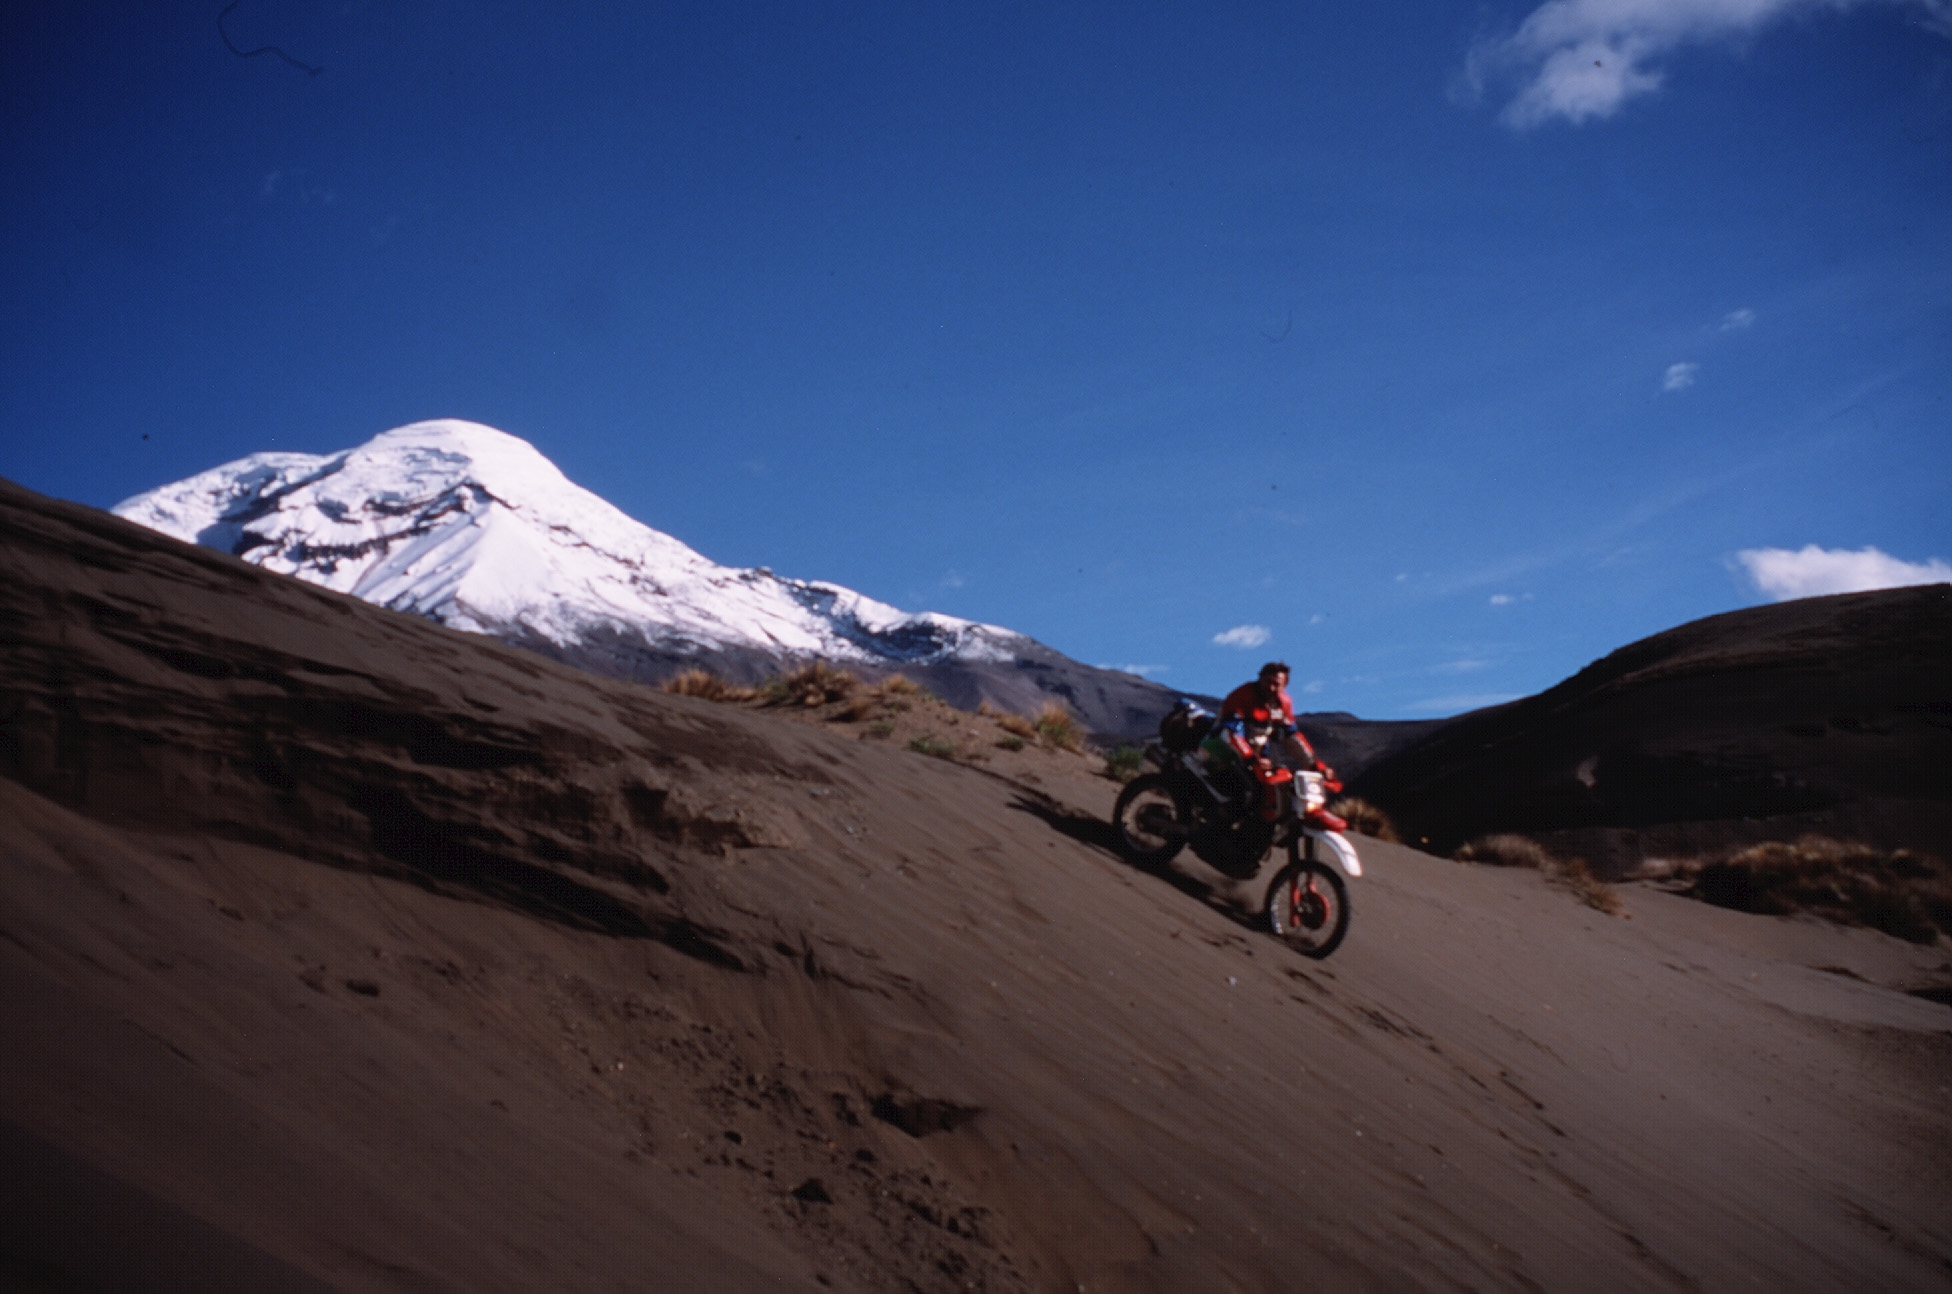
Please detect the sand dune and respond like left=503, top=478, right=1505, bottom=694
left=4, top=476, right=1950, bottom=1291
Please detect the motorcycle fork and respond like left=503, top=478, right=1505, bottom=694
left=1272, top=820, right=1314, bottom=859
left=1288, top=840, right=1327, bottom=917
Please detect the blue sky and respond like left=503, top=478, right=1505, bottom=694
left=4, top=0, right=1948, bottom=716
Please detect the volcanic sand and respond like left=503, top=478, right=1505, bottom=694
left=4, top=477, right=1950, bottom=1291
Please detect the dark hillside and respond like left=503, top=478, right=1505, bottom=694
left=1351, top=587, right=1952, bottom=874
left=1294, top=711, right=1449, bottom=781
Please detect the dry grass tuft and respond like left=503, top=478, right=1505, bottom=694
left=907, top=733, right=956, bottom=760
left=1454, top=834, right=1556, bottom=869
left=1681, top=836, right=1950, bottom=944
left=995, top=713, right=1037, bottom=740
left=1555, top=857, right=1625, bottom=916
left=872, top=674, right=926, bottom=699
left=831, top=695, right=879, bottom=723
left=1328, top=796, right=1399, bottom=843
left=1456, top=834, right=1622, bottom=915
left=1103, top=745, right=1146, bottom=783
left=1032, top=700, right=1085, bottom=754
left=761, top=662, right=860, bottom=708
left=660, top=669, right=755, bottom=702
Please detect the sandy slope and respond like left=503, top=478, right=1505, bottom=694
left=4, top=476, right=1950, bottom=1292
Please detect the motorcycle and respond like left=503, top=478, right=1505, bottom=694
left=1112, top=702, right=1360, bottom=958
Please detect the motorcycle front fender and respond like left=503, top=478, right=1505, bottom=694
left=1302, top=827, right=1362, bottom=879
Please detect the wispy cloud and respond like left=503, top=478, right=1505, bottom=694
left=1213, top=624, right=1271, bottom=649
left=1662, top=361, right=1699, bottom=392
left=1719, top=307, right=1757, bottom=331
left=1465, top=0, right=1952, bottom=129
left=1735, top=544, right=1952, bottom=600
left=1301, top=679, right=1325, bottom=694
left=1410, top=381, right=1910, bottom=609
left=1404, top=692, right=1522, bottom=717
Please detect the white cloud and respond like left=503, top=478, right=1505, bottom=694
left=1301, top=679, right=1325, bottom=694
left=1719, top=307, right=1757, bottom=331
left=1736, top=544, right=1952, bottom=600
left=1099, top=663, right=1169, bottom=678
left=1489, top=593, right=1515, bottom=606
left=1309, top=613, right=1326, bottom=625
left=1467, top=0, right=1952, bottom=129
left=1213, top=624, right=1271, bottom=649
left=1663, top=361, right=1699, bottom=392
left=939, top=570, right=966, bottom=589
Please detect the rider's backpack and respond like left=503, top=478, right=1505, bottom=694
left=1159, top=701, right=1214, bottom=754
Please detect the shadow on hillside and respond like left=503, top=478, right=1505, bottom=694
left=349, top=785, right=747, bottom=969
left=1007, top=791, right=1124, bottom=853
left=1006, top=792, right=1262, bottom=934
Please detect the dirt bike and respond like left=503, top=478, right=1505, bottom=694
left=1112, top=702, right=1360, bottom=958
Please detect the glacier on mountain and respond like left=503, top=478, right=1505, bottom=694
left=113, top=419, right=1025, bottom=669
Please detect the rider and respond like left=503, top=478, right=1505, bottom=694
left=1203, top=661, right=1343, bottom=826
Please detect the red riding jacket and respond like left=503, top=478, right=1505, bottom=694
left=1216, top=682, right=1317, bottom=765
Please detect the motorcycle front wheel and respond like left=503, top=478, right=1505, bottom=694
left=1112, top=773, right=1186, bottom=869
left=1264, top=856, right=1350, bottom=959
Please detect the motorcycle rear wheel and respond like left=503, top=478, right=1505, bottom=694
left=1112, top=773, right=1186, bottom=868
left=1264, top=855, right=1350, bottom=958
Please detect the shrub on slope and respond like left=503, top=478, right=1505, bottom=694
left=660, top=668, right=756, bottom=702
left=1456, top=834, right=1623, bottom=916
left=1682, top=837, right=1951, bottom=945
left=1328, top=796, right=1399, bottom=843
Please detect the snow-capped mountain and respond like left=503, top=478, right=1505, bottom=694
left=115, top=420, right=1026, bottom=668
left=112, top=420, right=1181, bottom=736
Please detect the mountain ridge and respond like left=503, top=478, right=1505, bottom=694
left=109, top=419, right=1448, bottom=764
left=111, top=419, right=1195, bottom=739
